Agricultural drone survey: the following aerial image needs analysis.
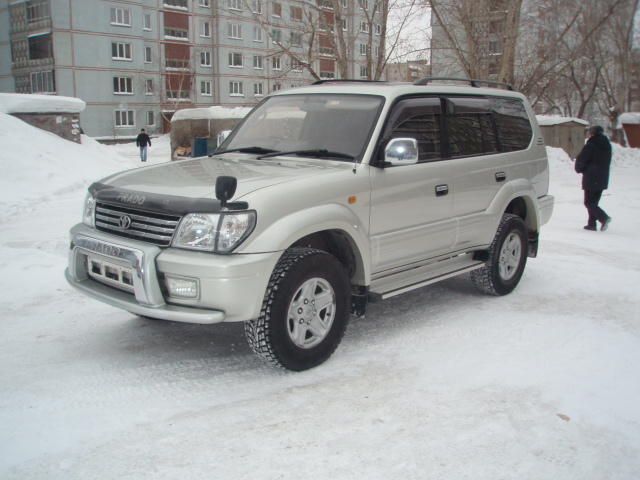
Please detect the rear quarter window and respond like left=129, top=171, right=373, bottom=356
left=490, top=97, right=533, bottom=151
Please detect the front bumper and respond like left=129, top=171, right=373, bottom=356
left=65, top=224, right=281, bottom=324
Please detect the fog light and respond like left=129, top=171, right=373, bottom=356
left=165, top=276, right=199, bottom=298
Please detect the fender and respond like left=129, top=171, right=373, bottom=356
left=240, top=203, right=371, bottom=285
left=486, top=178, right=541, bottom=233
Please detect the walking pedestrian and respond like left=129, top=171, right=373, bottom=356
left=575, top=125, right=612, bottom=231
left=136, top=128, right=151, bottom=162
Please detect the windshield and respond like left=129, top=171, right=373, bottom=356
left=221, top=94, right=385, bottom=160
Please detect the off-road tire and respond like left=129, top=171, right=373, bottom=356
left=244, top=248, right=351, bottom=371
left=471, top=214, right=528, bottom=296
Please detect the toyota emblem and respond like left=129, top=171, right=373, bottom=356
left=119, top=215, right=132, bottom=230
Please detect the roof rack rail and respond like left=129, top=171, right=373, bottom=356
left=413, top=76, right=514, bottom=91
left=312, top=79, right=388, bottom=85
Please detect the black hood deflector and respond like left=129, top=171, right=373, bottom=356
left=89, top=182, right=222, bottom=216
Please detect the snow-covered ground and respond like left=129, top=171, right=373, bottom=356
left=1, top=114, right=639, bottom=479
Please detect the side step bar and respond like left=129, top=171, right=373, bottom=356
left=370, top=254, right=485, bottom=301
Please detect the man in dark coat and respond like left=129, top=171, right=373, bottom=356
left=135, top=129, right=152, bottom=162
left=575, top=125, right=612, bottom=231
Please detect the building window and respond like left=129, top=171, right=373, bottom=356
left=273, top=82, right=281, bottom=91
left=489, top=40, right=502, bottom=55
left=375, top=24, right=381, bottom=35
left=341, top=0, right=348, bottom=7
left=271, top=29, right=281, bottom=44
left=229, top=81, right=244, bottom=96
left=375, top=45, right=380, bottom=57
left=30, top=70, right=55, bottom=93
left=111, top=41, right=132, bottom=60
left=110, top=7, right=131, bottom=26
left=145, top=79, right=154, bottom=95
left=228, top=23, right=242, bottom=39
left=26, top=1, right=50, bottom=23
left=228, top=52, right=243, bottom=67
left=228, top=0, right=242, bottom=10
left=290, top=58, right=303, bottom=72
left=201, top=80, right=212, bottom=96
left=143, top=13, right=152, bottom=30
left=201, top=51, right=212, bottom=66
left=342, top=18, right=347, bottom=31
left=254, top=82, right=263, bottom=96
left=28, top=34, right=53, bottom=60
left=252, top=55, right=263, bottom=69
left=290, top=6, right=303, bottom=21
left=359, top=0, right=368, bottom=8
left=359, top=43, right=367, bottom=56
left=164, top=0, right=188, bottom=9
left=272, top=2, right=282, bottom=17
left=253, top=26, right=263, bottom=42
left=115, top=110, right=135, bottom=127
left=272, top=56, right=281, bottom=70
left=146, top=111, right=155, bottom=126
left=360, top=65, right=368, bottom=77
left=144, top=46, right=152, bottom=63
left=113, top=77, right=133, bottom=94
left=199, top=0, right=210, bottom=6
left=164, top=27, right=189, bottom=40
left=361, top=21, right=369, bottom=33
left=201, top=21, right=211, bottom=37
left=252, top=0, right=262, bottom=13
left=290, top=32, right=302, bottom=47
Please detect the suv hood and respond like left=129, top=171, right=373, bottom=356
left=97, top=154, right=343, bottom=201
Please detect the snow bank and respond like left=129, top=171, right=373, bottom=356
left=619, top=112, right=640, bottom=125
left=172, top=106, right=252, bottom=122
left=0, top=113, right=126, bottom=215
left=0, top=93, right=86, bottom=114
left=536, top=115, right=588, bottom=127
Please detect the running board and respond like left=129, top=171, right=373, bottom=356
left=370, top=254, right=485, bottom=301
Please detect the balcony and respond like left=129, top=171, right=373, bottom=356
left=165, top=58, right=191, bottom=71
left=164, top=0, right=189, bottom=10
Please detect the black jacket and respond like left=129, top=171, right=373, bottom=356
left=575, top=133, right=611, bottom=191
left=136, top=133, right=151, bottom=147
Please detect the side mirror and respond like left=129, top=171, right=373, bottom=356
left=215, top=176, right=237, bottom=208
left=384, top=138, right=419, bottom=166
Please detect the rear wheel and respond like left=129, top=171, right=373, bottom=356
left=471, top=214, right=528, bottom=296
left=245, top=248, right=351, bottom=371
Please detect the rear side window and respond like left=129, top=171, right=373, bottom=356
left=444, top=97, right=498, bottom=158
left=383, top=97, right=442, bottom=162
left=490, top=98, right=532, bottom=151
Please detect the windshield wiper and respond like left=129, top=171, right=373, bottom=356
left=212, top=146, right=278, bottom=156
left=257, top=149, right=355, bottom=161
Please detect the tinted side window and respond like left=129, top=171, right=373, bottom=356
left=445, top=97, right=498, bottom=158
left=490, top=98, right=532, bottom=151
left=384, top=97, right=442, bottom=162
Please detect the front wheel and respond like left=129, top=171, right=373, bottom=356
left=471, top=214, right=528, bottom=296
left=244, top=248, right=351, bottom=371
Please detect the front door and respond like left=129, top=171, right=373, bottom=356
left=369, top=96, right=456, bottom=273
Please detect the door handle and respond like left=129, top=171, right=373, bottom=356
left=435, top=184, right=449, bottom=196
left=495, top=172, right=506, bottom=182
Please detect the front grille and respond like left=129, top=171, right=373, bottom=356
left=95, top=202, right=181, bottom=246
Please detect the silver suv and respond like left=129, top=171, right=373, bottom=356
left=66, top=79, right=554, bottom=370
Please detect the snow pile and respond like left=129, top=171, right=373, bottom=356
left=172, top=106, right=252, bottom=122
left=0, top=93, right=86, bottom=114
left=0, top=113, right=126, bottom=215
left=612, top=143, right=640, bottom=167
left=619, top=112, right=640, bottom=125
left=536, top=115, right=588, bottom=126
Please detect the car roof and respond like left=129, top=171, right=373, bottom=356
left=271, top=82, right=528, bottom=102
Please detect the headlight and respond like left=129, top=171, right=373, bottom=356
left=82, top=192, right=96, bottom=227
left=172, top=211, right=256, bottom=253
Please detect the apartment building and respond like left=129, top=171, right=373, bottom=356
left=385, top=59, right=429, bottom=82
left=0, top=0, right=382, bottom=138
